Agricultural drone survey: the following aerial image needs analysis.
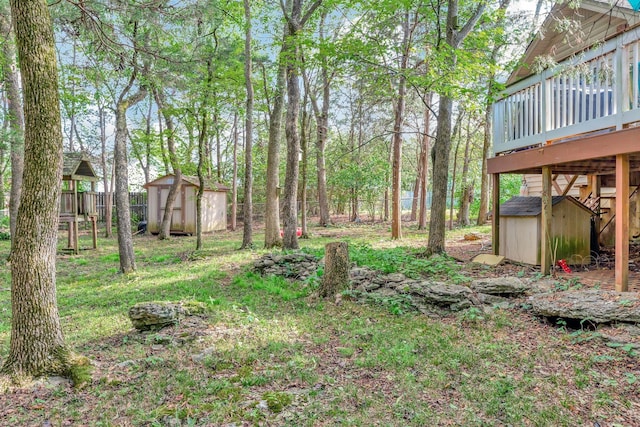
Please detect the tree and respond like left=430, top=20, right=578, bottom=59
left=241, top=0, right=254, bottom=249
left=263, top=26, right=287, bottom=249
left=154, top=87, right=182, bottom=241
left=1, top=0, right=81, bottom=382
left=390, top=9, right=412, bottom=240
left=114, top=36, right=147, bottom=272
left=306, top=10, right=332, bottom=227
left=280, top=0, right=323, bottom=250
left=427, top=0, right=485, bottom=255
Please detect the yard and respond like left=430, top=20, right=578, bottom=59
left=0, top=222, right=638, bottom=426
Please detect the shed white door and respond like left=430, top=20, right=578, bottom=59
left=159, top=188, right=184, bottom=231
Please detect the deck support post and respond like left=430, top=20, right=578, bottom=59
left=615, top=154, right=629, bottom=292
left=492, top=174, right=500, bottom=256
left=541, top=166, right=552, bottom=275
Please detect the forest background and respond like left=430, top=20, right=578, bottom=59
left=0, top=0, right=547, bottom=252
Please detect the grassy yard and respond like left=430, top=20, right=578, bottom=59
left=0, top=222, right=638, bottom=426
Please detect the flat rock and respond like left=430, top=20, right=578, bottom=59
left=407, top=282, right=473, bottom=308
left=385, top=273, right=406, bottom=283
left=470, top=277, right=527, bottom=296
left=472, top=254, right=505, bottom=266
left=128, top=302, right=184, bottom=331
left=529, top=290, right=640, bottom=324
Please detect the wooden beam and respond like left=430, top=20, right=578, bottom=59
left=541, top=166, right=553, bottom=275
left=492, top=174, right=500, bottom=256
left=488, top=127, right=640, bottom=174
left=615, top=154, right=629, bottom=292
left=551, top=174, right=563, bottom=195
left=562, top=175, right=579, bottom=196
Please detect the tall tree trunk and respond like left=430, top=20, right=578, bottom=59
left=282, top=1, right=303, bottom=250
left=448, top=111, right=463, bottom=230
left=2, top=0, right=74, bottom=380
left=154, top=88, right=182, bottom=240
left=315, top=12, right=331, bottom=227
left=241, top=0, right=254, bottom=249
left=99, top=106, right=113, bottom=238
left=231, top=112, right=238, bottom=231
left=427, top=0, right=485, bottom=255
left=264, top=24, right=287, bottom=249
left=196, top=110, right=207, bottom=250
left=0, top=6, right=24, bottom=251
left=477, top=0, right=510, bottom=225
left=449, top=137, right=460, bottom=230
left=300, top=91, right=310, bottom=238
left=418, top=93, right=432, bottom=230
left=215, top=113, right=222, bottom=182
left=458, top=114, right=473, bottom=227
left=197, top=58, right=214, bottom=250
left=157, top=106, right=169, bottom=174
left=281, top=0, right=323, bottom=249
left=477, top=95, right=493, bottom=225
left=391, top=10, right=410, bottom=240
left=384, top=143, right=391, bottom=221
left=410, top=149, right=421, bottom=222
left=114, top=104, right=137, bottom=273
left=114, top=42, right=146, bottom=273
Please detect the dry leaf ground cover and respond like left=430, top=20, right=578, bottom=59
left=0, top=221, right=638, bottom=426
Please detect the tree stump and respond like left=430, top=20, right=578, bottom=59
left=319, top=242, right=350, bottom=299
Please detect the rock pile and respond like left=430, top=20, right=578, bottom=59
left=128, top=301, right=208, bottom=331
left=255, top=253, right=528, bottom=312
left=253, top=252, right=321, bottom=280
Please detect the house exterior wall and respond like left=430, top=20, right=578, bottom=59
left=500, top=216, right=539, bottom=265
left=523, top=174, right=587, bottom=197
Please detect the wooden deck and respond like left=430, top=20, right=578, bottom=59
left=493, top=25, right=640, bottom=155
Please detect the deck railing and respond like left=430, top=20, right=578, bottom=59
left=493, top=27, right=640, bottom=154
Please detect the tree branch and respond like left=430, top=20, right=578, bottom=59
left=454, top=2, right=486, bottom=47
left=300, top=0, right=323, bottom=27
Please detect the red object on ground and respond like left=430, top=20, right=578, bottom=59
left=557, top=259, right=572, bottom=273
left=280, top=228, right=302, bottom=237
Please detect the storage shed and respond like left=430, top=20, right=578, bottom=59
left=144, top=174, right=229, bottom=234
left=499, top=196, right=593, bottom=266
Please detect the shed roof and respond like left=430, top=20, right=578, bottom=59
left=507, top=0, right=640, bottom=85
left=144, top=174, right=230, bottom=192
left=500, top=196, right=594, bottom=217
left=63, top=152, right=99, bottom=182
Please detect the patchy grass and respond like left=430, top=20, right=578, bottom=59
left=0, top=223, right=638, bottom=426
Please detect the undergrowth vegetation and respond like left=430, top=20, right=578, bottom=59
left=0, top=224, right=637, bottom=426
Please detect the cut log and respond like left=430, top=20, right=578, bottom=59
left=529, top=290, right=640, bottom=324
left=319, top=242, right=350, bottom=299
